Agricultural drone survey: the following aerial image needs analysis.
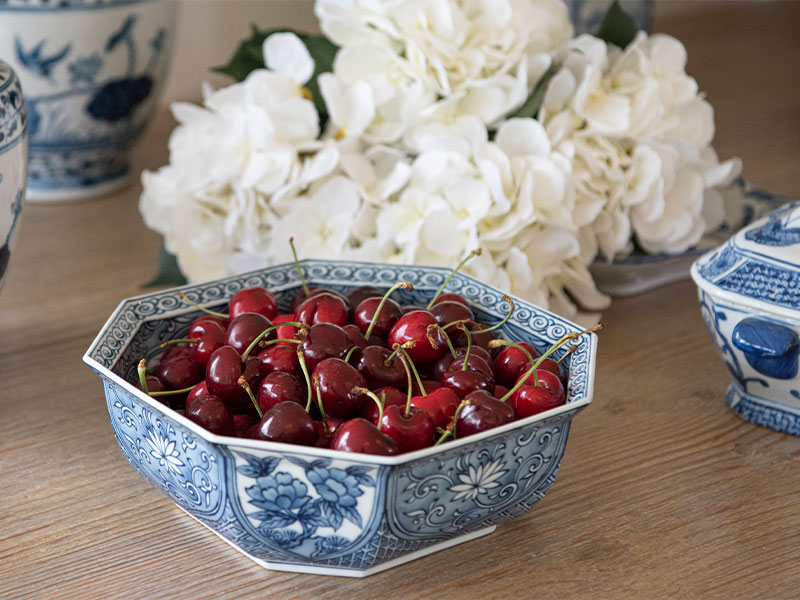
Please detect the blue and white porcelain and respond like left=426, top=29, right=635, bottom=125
left=0, top=59, right=27, bottom=289
left=692, top=201, right=800, bottom=436
left=83, top=260, right=597, bottom=577
left=0, top=0, right=175, bottom=201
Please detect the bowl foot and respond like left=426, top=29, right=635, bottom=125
left=726, top=382, right=800, bottom=436
left=180, top=506, right=496, bottom=577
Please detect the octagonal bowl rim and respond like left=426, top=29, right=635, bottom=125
left=84, top=258, right=597, bottom=466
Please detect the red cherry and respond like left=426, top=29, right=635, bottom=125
left=256, top=371, right=306, bottom=413
left=153, top=354, right=204, bottom=392
left=538, top=357, right=566, bottom=385
left=255, top=401, right=318, bottom=446
left=493, top=342, right=539, bottom=387
left=353, top=296, right=403, bottom=339
left=257, top=344, right=299, bottom=375
left=455, top=390, right=515, bottom=438
left=360, top=386, right=406, bottom=425
left=186, top=319, right=227, bottom=367
left=224, top=312, right=274, bottom=356
left=295, top=291, right=349, bottom=327
left=343, top=323, right=384, bottom=349
left=441, top=368, right=494, bottom=399
left=299, top=322, right=354, bottom=372
left=206, top=347, right=263, bottom=415
left=273, top=313, right=299, bottom=346
left=159, top=344, right=193, bottom=364
left=380, top=405, right=434, bottom=453
left=134, top=374, right=169, bottom=405
left=233, top=414, right=258, bottom=437
left=511, top=384, right=565, bottom=418
left=185, top=380, right=209, bottom=411
left=410, top=387, right=460, bottom=429
left=346, top=286, right=382, bottom=310
left=431, top=293, right=470, bottom=307
left=433, top=345, right=492, bottom=380
left=291, top=287, right=351, bottom=312
left=354, top=345, right=407, bottom=389
left=185, top=393, right=235, bottom=436
left=330, top=418, right=399, bottom=455
left=412, top=379, right=443, bottom=395
left=228, top=286, right=277, bottom=321
left=387, top=310, right=447, bottom=365
left=515, top=369, right=565, bottom=404
left=312, top=358, right=367, bottom=418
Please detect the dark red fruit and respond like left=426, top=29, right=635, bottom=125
left=186, top=318, right=227, bottom=367
left=299, top=322, right=354, bottom=371
left=185, top=393, right=235, bottom=436
left=159, top=344, right=194, bottom=364
left=255, top=401, right=318, bottom=446
left=430, top=300, right=474, bottom=328
left=154, top=354, right=204, bottom=391
left=185, top=380, right=209, bottom=411
left=354, top=345, right=407, bottom=389
left=258, top=344, right=299, bottom=375
left=228, top=286, right=277, bottom=321
left=494, top=342, right=539, bottom=387
left=233, top=414, right=258, bottom=437
left=455, top=390, right=515, bottom=438
left=515, top=369, right=565, bottom=404
left=224, top=312, right=274, bottom=356
left=206, top=346, right=263, bottom=414
left=511, top=384, right=565, bottom=418
left=135, top=374, right=168, bottom=405
left=433, top=345, right=492, bottom=380
left=295, top=291, right=349, bottom=327
left=257, top=371, right=306, bottom=413
left=441, top=368, right=494, bottom=399
left=360, top=386, right=407, bottom=425
left=353, top=296, right=403, bottom=338
left=431, top=293, right=470, bottom=307
left=380, top=405, right=435, bottom=452
left=312, top=358, right=366, bottom=418
left=330, top=418, right=399, bottom=455
left=343, top=323, right=383, bottom=349
left=387, top=310, right=447, bottom=365
left=412, top=379, right=443, bottom=395
left=346, top=285, right=381, bottom=310
left=410, top=387, right=460, bottom=429
left=272, top=313, right=299, bottom=346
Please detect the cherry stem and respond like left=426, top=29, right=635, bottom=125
left=498, top=323, right=603, bottom=403
left=149, top=385, right=198, bottom=397
left=434, top=398, right=471, bottom=445
left=426, top=248, right=482, bottom=309
left=353, top=387, right=385, bottom=425
left=313, top=375, right=330, bottom=434
left=383, top=341, right=415, bottom=366
left=241, top=323, right=308, bottom=361
left=396, top=352, right=414, bottom=417
left=488, top=339, right=539, bottom=385
left=289, top=236, right=310, bottom=295
left=397, top=345, right=426, bottom=397
left=457, top=323, right=472, bottom=371
left=364, top=281, right=414, bottom=340
left=427, top=324, right=457, bottom=359
left=238, top=376, right=263, bottom=419
left=177, top=291, right=229, bottom=319
left=296, top=348, right=313, bottom=413
left=137, top=359, right=149, bottom=394
left=160, top=338, right=200, bottom=348
left=476, top=296, right=515, bottom=334
left=557, top=344, right=579, bottom=364
left=344, top=345, right=359, bottom=364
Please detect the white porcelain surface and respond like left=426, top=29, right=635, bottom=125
left=0, top=0, right=175, bottom=201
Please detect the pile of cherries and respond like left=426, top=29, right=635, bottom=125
left=134, top=251, right=592, bottom=456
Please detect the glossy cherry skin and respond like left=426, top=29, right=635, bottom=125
left=346, top=285, right=381, bottom=310
left=186, top=319, right=227, bottom=367
left=255, top=401, right=318, bottom=446
left=493, top=342, right=539, bottom=387
left=228, top=286, right=277, bottom=321
left=272, top=313, right=299, bottom=346
left=441, top=368, right=494, bottom=399
left=353, top=296, right=403, bottom=339
left=430, top=300, right=474, bottom=331
left=205, top=347, right=263, bottom=414
left=224, top=312, right=274, bottom=356
left=185, top=393, right=235, bottom=436
left=446, top=354, right=494, bottom=379
left=257, top=371, right=306, bottom=413
left=159, top=344, right=194, bottom=364
left=431, top=293, right=470, bottom=307
left=154, top=354, right=204, bottom=391
left=455, top=390, right=515, bottom=438
left=257, top=344, right=299, bottom=375
left=291, top=286, right=351, bottom=312
left=537, top=357, right=565, bottom=385
left=380, top=405, right=435, bottom=453
left=514, top=369, right=565, bottom=404
left=410, top=387, right=460, bottom=429
left=359, top=386, right=407, bottom=425
left=387, top=310, right=447, bottom=365
left=299, top=322, right=354, bottom=372
left=330, top=418, right=399, bottom=455
left=185, top=380, right=209, bottom=412
left=354, top=345, right=407, bottom=389
left=412, top=379, right=443, bottom=395
left=343, top=324, right=384, bottom=349
left=511, top=384, right=565, bottom=418
left=312, top=358, right=366, bottom=418
left=134, top=374, right=168, bottom=405
left=295, top=292, right=349, bottom=327
left=433, top=346, right=492, bottom=380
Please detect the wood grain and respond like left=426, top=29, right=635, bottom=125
left=2, top=2, right=800, bottom=598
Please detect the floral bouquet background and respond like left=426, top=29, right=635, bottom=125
left=140, top=0, right=739, bottom=323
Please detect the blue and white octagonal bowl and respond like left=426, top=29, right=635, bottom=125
left=692, top=201, right=800, bottom=436
left=83, top=260, right=597, bottom=577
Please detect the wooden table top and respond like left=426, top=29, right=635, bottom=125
left=2, top=2, right=799, bottom=598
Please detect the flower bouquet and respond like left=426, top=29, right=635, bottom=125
left=140, top=0, right=740, bottom=322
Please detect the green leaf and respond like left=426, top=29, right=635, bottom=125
left=144, top=243, right=187, bottom=288
left=214, top=27, right=338, bottom=120
left=507, top=64, right=559, bottom=120
left=596, top=0, right=639, bottom=49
